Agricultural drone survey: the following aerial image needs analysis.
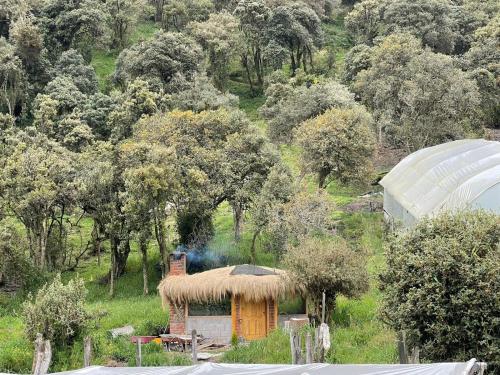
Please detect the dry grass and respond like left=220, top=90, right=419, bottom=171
left=158, top=266, right=298, bottom=305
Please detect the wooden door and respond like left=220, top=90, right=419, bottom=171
left=240, top=298, right=267, bottom=340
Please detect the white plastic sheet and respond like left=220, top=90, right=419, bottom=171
left=380, top=139, right=500, bottom=225
left=47, top=360, right=480, bottom=375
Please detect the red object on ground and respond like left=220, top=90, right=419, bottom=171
left=130, top=336, right=158, bottom=344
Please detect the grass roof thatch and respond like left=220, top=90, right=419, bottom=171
left=158, top=265, right=298, bottom=305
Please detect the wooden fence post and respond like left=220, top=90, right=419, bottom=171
left=136, top=337, right=142, bottom=366
left=397, top=331, right=408, bottom=364
left=289, top=331, right=296, bottom=365
left=83, top=336, right=92, bottom=367
left=306, top=333, right=313, bottom=364
left=191, top=330, right=197, bottom=364
left=32, top=334, right=51, bottom=375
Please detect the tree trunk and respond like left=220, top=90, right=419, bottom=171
left=140, top=238, right=149, bottom=295
left=250, top=230, right=259, bottom=264
left=154, top=212, right=168, bottom=277
left=232, top=203, right=244, bottom=242
left=242, top=54, right=254, bottom=92
left=155, top=0, right=164, bottom=23
left=109, top=237, right=116, bottom=298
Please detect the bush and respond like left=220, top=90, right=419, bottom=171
left=283, top=237, right=369, bottom=322
left=380, top=211, right=500, bottom=364
left=21, top=274, right=91, bottom=345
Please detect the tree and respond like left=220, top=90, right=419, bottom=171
left=134, top=108, right=278, bottom=247
left=9, top=14, right=43, bottom=65
left=161, top=0, right=213, bottom=32
left=167, top=74, right=239, bottom=112
left=248, top=163, right=294, bottom=261
left=346, top=0, right=458, bottom=54
left=22, top=274, right=90, bottom=345
left=383, top=0, right=456, bottom=54
left=260, top=78, right=357, bottom=143
left=234, top=0, right=271, bottom=90
left=354, top=33, right=482, bottom=150
left=296, top=107, right=376, bottom=188
left=54, top=49, right=99, bottom=95
left=188, top=12, right=242, bottom=91
left=342, top=43, right=372, bottom=84
left=121, top=141, right=180, bottom=284
left=43, top=76, right=87, bottom=115
left=463, top=15, right=500, bottom=128
left=0, top=37, right=27, bottom=116
left=108, top=79, right=162, bottom=142
left=0, top=131, right=75, bottom=271
left=114, top=31, right=203, bottom=93
left=263, top=189, right=335, bottom=256
left=106, top=0, right=148, bottom=50
left=222, top=127, right=279, bottom=241
left=284, top=237, right=369, bottom=322
left=76, top=142, right=130, bottom=297
left=265, top=2, right=324, bottom=75
left=345, top=0, right=383, bottom=45
left=380, top=211, right=500, bottom=364
left=39, top=0, right=108, bottom=59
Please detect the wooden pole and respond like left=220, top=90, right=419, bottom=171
left=32, top=334, right=51, bottom=375
left=83, top=336, right=92, bottom=367
left=136, top=337, right=142, bottom=366
left=321, top=291, right=326, bottom=324
left=289, top=331, right=296, bottom=365
left=397, top=331, right=408, bottom=364
left=191, top=330, right=197, bottom=364
left=306, top=333, right=312, bottom=364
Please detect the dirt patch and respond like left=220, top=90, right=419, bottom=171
left=373, top=143, right=408, bottom=172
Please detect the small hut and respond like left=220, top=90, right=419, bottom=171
left=158, top=253, right=304, bottom=343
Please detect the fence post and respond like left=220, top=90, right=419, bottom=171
left=192, top=330, right=197, bottom=364
left=136, top=337, right=142, bottom=366
left=306, top=333, right=313, bottom=364
left=289, top=331, right=296, bottom=365
left=397, top=331, right=408, bottom=364
left=83, top=336, right=92, bottom=367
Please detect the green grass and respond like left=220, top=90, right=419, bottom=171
left=227, top=80, right=267, bottom=122
left=91, top=50, right=118, bottom=91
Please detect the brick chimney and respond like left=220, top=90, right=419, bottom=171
left=169, top=252, right=186, bottom=276
left=168, top=252, right=187, bottom=335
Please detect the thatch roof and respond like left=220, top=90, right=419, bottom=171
left=158, top=265, right=298, bottom=305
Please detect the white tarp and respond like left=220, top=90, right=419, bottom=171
left=380, top=139, right=500, bottom=225
left=46, top=360, right=481, bottom=375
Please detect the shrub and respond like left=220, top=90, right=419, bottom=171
left=21, top=274, right=91, bottom=346
left=380, top=211, right=500, bottom=364
left=283, top=237, right=369, bottom=322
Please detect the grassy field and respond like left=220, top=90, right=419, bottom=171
left=0, top=13, right=397, bottom=373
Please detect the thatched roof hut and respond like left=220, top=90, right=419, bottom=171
left=159, top=264, right=297, bottom=306
left=159, top=254, right=305, bottom=342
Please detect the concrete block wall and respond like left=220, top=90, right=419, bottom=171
left=186, top=316, right=232, bottom=344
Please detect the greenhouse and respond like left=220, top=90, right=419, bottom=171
left=380, top=139, right=500, bottom=227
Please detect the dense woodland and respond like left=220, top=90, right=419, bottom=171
left=0, top=0, right=499, bottom=372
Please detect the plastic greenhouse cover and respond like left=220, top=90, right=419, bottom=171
left=44, top=360, right=480, bottom=375
left=379, top=139, right=500, bottom=219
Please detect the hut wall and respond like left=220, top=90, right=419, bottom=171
left=186, top=316, right=232, bottom=344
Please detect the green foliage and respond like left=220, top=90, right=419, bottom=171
left=284, top=237, right=369, bottom=321
left=188, top=12, right=242, bottom=91
left=224, top=329, right=292, bottom=364
left=0, top=37, right=27, bottom=116
left=54, top=49, right=99, bottom=95
left=355, top=33, right=482, bottom=151
left=296, top=107, right=376, bottom=187
left=380, top=211, right=500, bottom=363
left=22, top=274, right=91, bottom=344
left=114, top=30, right=203, bottom=93
left=261, top=78, right=356, bottom=143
